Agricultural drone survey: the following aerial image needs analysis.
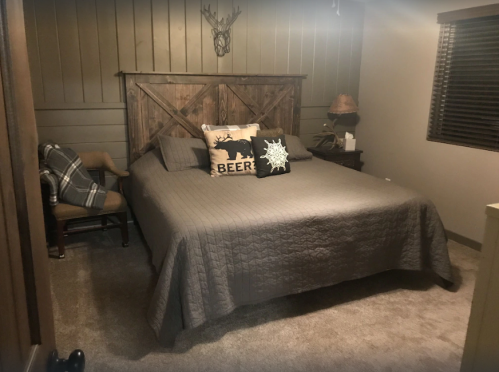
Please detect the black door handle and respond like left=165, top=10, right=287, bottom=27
left=48, top=349, right=85, bottom=372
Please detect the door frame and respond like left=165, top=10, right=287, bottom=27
left=0, top=0, right=56, bottom=370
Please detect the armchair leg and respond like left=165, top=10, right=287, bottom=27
left=118, top=212, right=129, bottom=247
left=56, top=220, right=66, bottom=259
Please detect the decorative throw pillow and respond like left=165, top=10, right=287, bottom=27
left=250, top=135, right=291, bottom=178
left=201, top=123, right=260, bottom=132
left=158, top=135, right=210, bottom=171
left=204, top=127, right=257, bottom=177
left=285, top=134, right=313, bottom=161
left=257, top=128, right=284, bottom=137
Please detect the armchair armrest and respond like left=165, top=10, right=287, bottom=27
left=39, top=165, right=59, bottom=206
left=78, top=151, right=129, bottom=178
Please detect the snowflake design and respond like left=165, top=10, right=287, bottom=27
left=260, top=139, right=289, bottom=172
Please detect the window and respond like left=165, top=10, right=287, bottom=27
left=428, top=6, right=499, bottom=152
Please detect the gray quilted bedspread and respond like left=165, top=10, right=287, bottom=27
left=127, top=149, right=453, bottom=346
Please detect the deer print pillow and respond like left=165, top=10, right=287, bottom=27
left=204, top=127, right=258, bottom=177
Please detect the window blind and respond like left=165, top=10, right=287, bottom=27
left=428, top=15, right=499, bottom=152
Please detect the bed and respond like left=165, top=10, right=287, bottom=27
left=123, top=72, right=453, bottom=346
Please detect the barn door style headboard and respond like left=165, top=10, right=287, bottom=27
left=123, top=72, right=306, bottom=162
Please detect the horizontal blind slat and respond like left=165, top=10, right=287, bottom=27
left=428, top=138, right=499, bottom=152
left=452, top=40, right=499, bottom=48
left=434, top=130, right=499, bottom=143
left=442, top=94, right=499, bottom=101
left=437, top=84, right=499, bottom=89
left=439, top=123, right=499, bottom=135
left=429, top=115, right=499, bottom=129
left=440, top=53, right=499, bottom=60
left=439, top=103, right=499, bottom=112
left=428, top=134, right=499, bottom=148
left=438, top=111, right=499, bottom=121
left=450, top=32, right=499, bottom=42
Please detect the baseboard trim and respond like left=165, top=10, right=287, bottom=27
left=446, top=230, right=481, bottom=251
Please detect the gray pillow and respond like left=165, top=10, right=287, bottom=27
left=285, top=135, right=313, bottom=161
left=158, top=135, right=210, bottom=171
left=257, top=128, right=284, bottom=137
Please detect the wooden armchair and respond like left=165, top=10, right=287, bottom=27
left=49, top=151, right=129, bottom=258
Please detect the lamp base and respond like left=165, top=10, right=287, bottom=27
left=327, top=112, right=340, bottom=122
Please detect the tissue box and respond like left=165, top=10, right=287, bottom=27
left=344, top=138, right=356, bottom=151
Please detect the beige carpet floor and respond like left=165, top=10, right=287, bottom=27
left=49, top=225, right=480, bottom=372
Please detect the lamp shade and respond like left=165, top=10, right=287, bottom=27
left=328, top=94, right=358, bottom=114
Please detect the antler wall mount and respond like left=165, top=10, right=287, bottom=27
left=201, top=4, right=241, bottom=57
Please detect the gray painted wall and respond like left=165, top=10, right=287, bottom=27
left=356, top=0, right=499, bottom=243
left=25, top=0, right=365, bottom=186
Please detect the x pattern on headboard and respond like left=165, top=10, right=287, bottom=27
left=123, top=72, right=306, bottom=162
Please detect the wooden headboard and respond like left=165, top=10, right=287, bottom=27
left=123, top=72, right=306, bottom=163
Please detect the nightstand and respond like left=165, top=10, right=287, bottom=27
left=307, top=147, right=363, bottom=171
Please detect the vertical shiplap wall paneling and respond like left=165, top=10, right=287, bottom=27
left=260, top=0, right=276, bottom=74
left=217, top=0, right=233, bottom=73
left=96, top=0, right=121, bottom=103
left=274, top=0, right=290, bottom=74
left=55, top=0, right=84, bottom=102
left=231, top=0, right=247, bottom=73
left=34, top=0, right=64, bottom=102
left=152, top=0, right=171, bottom=72
left=24, top=0, right=365, bottom=103
left=336, top=0, right=353, bottom=95
left=324, top=3, right=341, bottom=102
left=186, top=0, right=203, bottom=72
left=246, top=0, right=261, bottom=73
left=23, top=0, right=45, bottom=103
left=287, top=0, right=303, bottom=74
left=24, top=0, right=365, bottom=161
left=300, top=1, right=316, bottom=106
left=116, top=0, right=136, bottom=101
left=76, top=0, right=102, bottom=102
left=169, top=0, right=187, bottom=72
left=201, top=0, right=217, bottom=72
left=348, top=1, right=364, bottom=103
left=134, top=0, right=154, bottom=71
left=300, top=1, right=325, bottom=144
left=100, top=0, right=126, bottom=165
left=311, top=0, right=330, bottom=105
left=116, top=0, right=137, bottom=72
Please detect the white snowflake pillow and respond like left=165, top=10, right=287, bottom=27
left=250, top=135, right=290, bottom=178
